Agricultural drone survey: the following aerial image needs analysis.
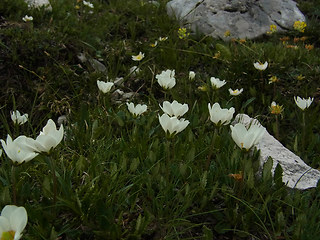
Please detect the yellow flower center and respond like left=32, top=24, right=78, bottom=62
left=1, top=231, right=15, bottom=240
left=270, top=105, right=284, bottom=115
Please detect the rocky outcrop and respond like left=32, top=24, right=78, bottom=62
left=24, top=0, right=52, bottom=11
left=234, top=114, right=320, bottom=190
left=167, top=0, right=305, bottom=40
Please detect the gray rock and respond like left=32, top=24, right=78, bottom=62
left=24, top=0, right=52, bottom=11
left=234, top=114, right=320, bottom=190
left=166, top=0, right=305, bottom=40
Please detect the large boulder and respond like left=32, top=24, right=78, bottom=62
left=234, top=114, right=320, bottom=190
left=167, top=0, right=305, bottom=40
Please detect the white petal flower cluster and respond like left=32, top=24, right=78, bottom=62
left=156, top=69, right=176, bottom=90
left=160, top=100, right=188, bottom=118
left=22, top=15, right=33, bottom=22
left=210, top=77, right=226, bottom=89
left=230, top=122, right=266, bottom=151
left=132, top=52, right=145, bottom=61
left=158, top=114, right=190, bottom=136
left=189, top=71, right=195, bottom=80
left=208, top=103, right=235, bottom=126
left=294, top=96, right=313, bottom=110
left=28, top=119, right=64, bottom=153
left=1, top=119, right=64, bottom=163
left=0, top=205, right=28, bottom=240
left=83, top=0, right=94, bottom=8
left=97, top=80, right=114, bottom=93
left=126, top=103, right=147, bottom=117
left=11, top=110, right=28, bottom=125
left=253, top=61, right=268, bottom=71
left=0, top=135, right=39, bottom=164
left=229, top=88, right=243, bottom=96
left=159, top=100, right=189, bottom=136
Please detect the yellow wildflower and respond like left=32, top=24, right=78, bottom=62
left=268, top=76, right=279, bottom=84
left=293, top=21, right=307, bottom=33
left=296, top=74, right=305, bottom=81
left=267, top=24, right=277, bottom=34
left=178, top=28, right=189, bottom=39
left=224, top=30, right=231, bottom=37
left=239, top=39, right=246, bottom=44
left=213, top=51, right=221, bottom=59
left=270, top=101, right=284, bottom=115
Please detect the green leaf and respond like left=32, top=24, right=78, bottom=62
left=202, top=225, right=213, bottom=240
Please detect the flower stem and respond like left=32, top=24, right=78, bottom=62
left=206, top=127, right=218, bottom=170
left=47, top=156, right=57, bottom=208
left=11, top=165, right=17, bottom=205
left=275, top=115, right=280, bottom=140
left=302, top=111, right=306, bottom=152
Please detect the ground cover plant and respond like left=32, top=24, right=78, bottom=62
left=0, top=0, right=320, bottom=239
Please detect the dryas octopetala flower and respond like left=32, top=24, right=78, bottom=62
left=253, top=61, right=268, bottom=71
left=158, top=114, right=189, bottom=136
left=22, top=15, right=33, bottom=22
left=294, top=96, right=313, bottom=110
left=0, top=135, right=38, bottom=164
left=29, top=119, right=64, bottom=153
left=132, top=52, right=145, bottom=61
left=158, top=36, right=168, bottom=42
left=229, top=88, right=243, bottom=96
left=156, top=69, right=176, bottom=90
left=189, top=71, right=195, bottom=80
left=160, top=100, right=188, bottom=118
left=210, top=77, right=226, bottom=89
left=11, top=110, right=28, bottom=125
left=0, top=205, right=28, bottom=240
left=129, top=66, right=140, bottom=77
left=230, top=122, right=266, bottom=151
left=270, top=101, right=284, bottom=115
left=83, top=0, right=94, bottom=8
left=97, top=80, right=114, bottom=93
left=126, top=103, right=147, bottom=117
left=208, top=103, right=235, bottom=126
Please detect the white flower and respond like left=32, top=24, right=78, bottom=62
left=156, top=69, right=176, bottom=89
left=253, top=61, right=268, bottom=71
left=132, top=52, right=145, bottom=61
left=210, top=77, right=226, bottom=89
left=30, top=119, right=64, bottom=153
left=97, top=80, right=114, bottom=93
left=158, top=37, right=168, bottom=41
left=230, top=122, right=266, bottom=151
left=0, top=135, right=38, bottom=164
left=11, top=110, right=28, bottom=125
left=294, top=96, right=313, bottom=110
left=229, top=88, right=243, bottom=96
left=208, top=103, right=235, bottom=126
left=160, top=100, right=188, bottom=118
left=189, top=71, right=195, bottom=80
left=150, top=41, right=158, bottom=47
left=0, top=205, right=28, bottom=240
left=126, top=103, right=147, bottom=117
left=129, top=66, right=140, bottom=76
left=22, top=15, right=33, bottom=22
left=83, top=0, right=94, bottom=8
left=158, top=114, right=189, bottom=136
